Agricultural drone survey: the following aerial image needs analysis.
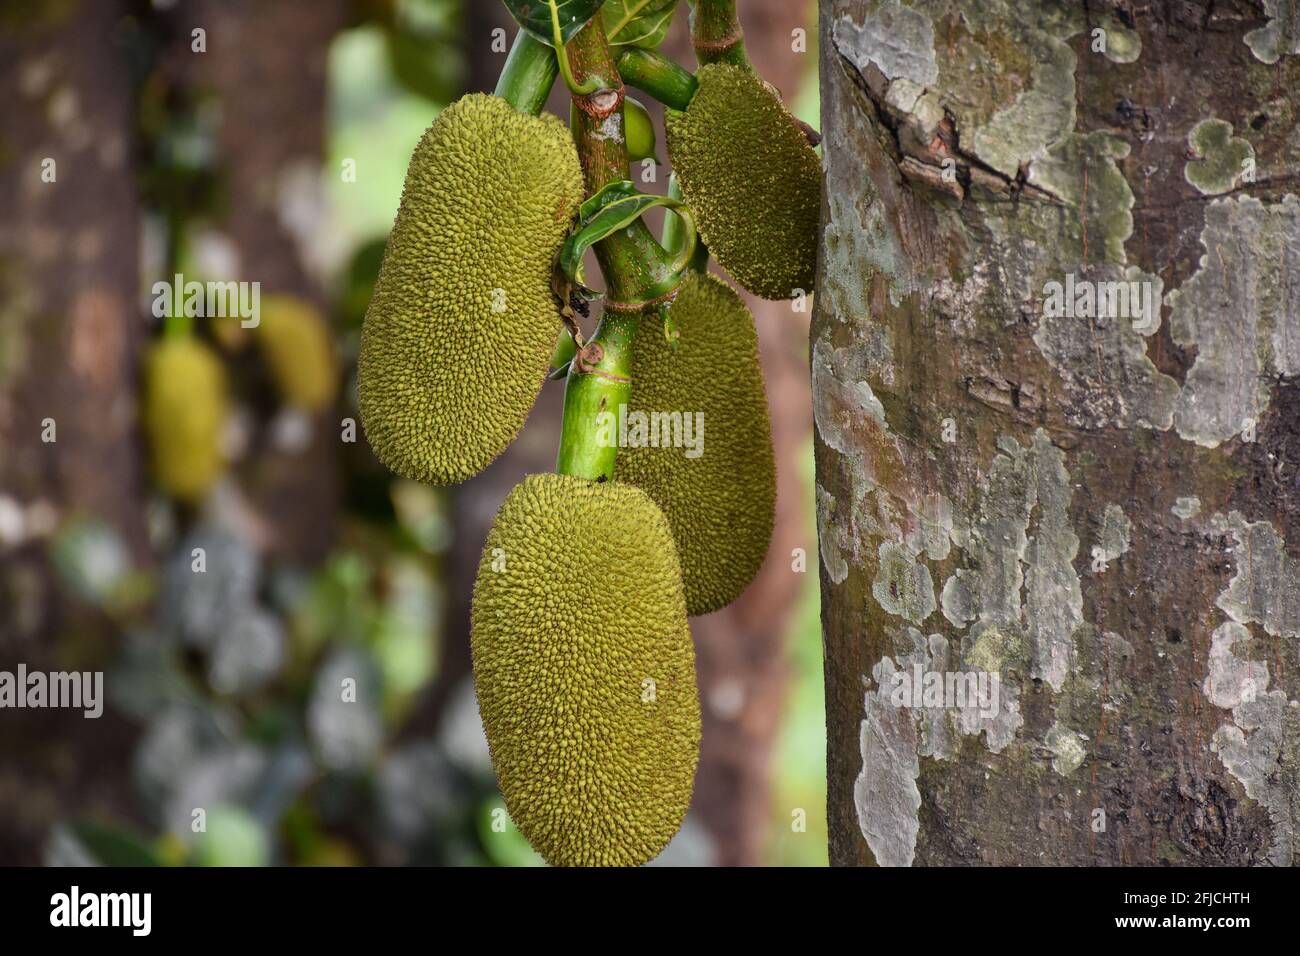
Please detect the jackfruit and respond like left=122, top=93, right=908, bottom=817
left=666, top=64, right=820, bottom=300
left=254, top=294, right=338, bottom=411
left=616, top=273, right=775, bottom=615
left=143, top=337, right=227, bottom=503
left=359, top=94, right=585, bottom=485
left=471, top=473, right=700, bottom=866
left=624, top=97, right=658, bottom=163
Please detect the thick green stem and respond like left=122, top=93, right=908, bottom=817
left=614, top=48, right=698, bottom=111
left=554, top=313, right=635, bottom=480
left=662, top=174, right=709, bottom=273
left=690, top=0, right=750, bottom=67
left=495, top=29, right=560, bottom=115
left=555, top=17, right=679, bottom=481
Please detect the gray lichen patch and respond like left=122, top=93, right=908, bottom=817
left=1033, top=267, right=1178, bottom=431
left=942, top=430, right=1082, bottom=689
left=832, top=4, right=939, bottom=87
left=854, top=655, right=922, bottom=867
left=1201, top=510, right=1300, bottom=865
left=1210, top=511, right=1300, bottom=637
left=1030, top=132, right=1136, bottom=265
left=1210, top=691, right=1300, bottom=865
left=1184, top=119, right=1255, bottom=196
left=872, top=540, right=937, bottom=623
left=1172, top=496, right=1202, bottom=520
left=1044, top=722, right=1087, bottom=776
left=1203, top=621, right=1270, bottom=709
left=1170, top=195, right=1300, bottom=447
left=817, top=484, right=852, bottom=585
left=1244, top=0, right=1300, bottom=64
left=1097, top=15, right=1141, bottom=63
left=1022, top=430, right=1084, bottom=691
left=1093, top=504, right=1132, bottom=565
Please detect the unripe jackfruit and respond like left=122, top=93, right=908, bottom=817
left=471, top=473, right=700, bottom=866
left=255, top=294, right=338, bottom=411
left=143, top=337, right=228, bottom=503
left=666, top=64, right=820, bottom=300
left=616, top=273, right=775, bottom=615
left=359, top=94, right=585, bottom=484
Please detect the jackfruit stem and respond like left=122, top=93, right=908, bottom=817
left=690, top=0, right=750, bottom=68
left=555, top=17, right=682, bottom=482
left=661, top=175, right=709, bottom=273
left=495, top=29, right=561, bottom=116
left=548, top=0, right=603, bottom=96
left=555, top=313, right=634, bottom=481
left=615, top=48, right=698, bottom=112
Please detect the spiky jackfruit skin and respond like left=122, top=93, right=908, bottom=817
left=359, top=94, right=584, bottom=485
left=471, top=474, right=700, bottom=866
left=255, top=294, right=338, bottom=411
left=144, top=337, right=227, bottom=503
left=618, top=273, right=775, bottom=615
left=666, top=64, right=821, bottom=300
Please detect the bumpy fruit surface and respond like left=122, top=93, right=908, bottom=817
left=144, top=337, right=227, bottom=503
left=666, top=64, right=820, bottom=300
left=255, top=294, right=338, bottom=411
left=471, top=474, right=700, bottom=866
left=359, top=94, right=585, bottom=484
left=617, top=273, right=775, bottom=615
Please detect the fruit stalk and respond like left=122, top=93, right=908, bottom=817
left=495, top=29, right=561, bottom=115
left=690, top=0, right=750, bottom=68
left=554, top=16, right=678, bottom=482
left=614, top=48, right=698, bottom=111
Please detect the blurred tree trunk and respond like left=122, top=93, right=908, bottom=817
left=818, top=0, right=1300, bottom=865
left=180, top=0, right=349, bottom=561
left=0, top=0, right=148, bottom=863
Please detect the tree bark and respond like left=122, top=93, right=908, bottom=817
left=0, top=0, right=149, bottom=863
left=818, top=0, right=1300, bottom=865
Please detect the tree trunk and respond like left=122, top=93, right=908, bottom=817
left=0, top=0, right=150, bottom=862
left=817, top=0, right=1300, bottom=865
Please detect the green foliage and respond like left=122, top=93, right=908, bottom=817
left=560, top=180, right=693, bottom=296
left=603, top=0, right=679, bottom=49
left=503, top=0, right=606, bottom=47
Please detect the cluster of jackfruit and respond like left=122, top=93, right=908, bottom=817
left=254, top=294, right=338, bottom=412
left=358, top=93, right=585, bottom=485
left=667, top=64, right=821, bottom=300
left=617, top=273, right=775, bottom=615
left=471, top=474, right=700, bottom=866
left=143, top=337, right=228, bottom=503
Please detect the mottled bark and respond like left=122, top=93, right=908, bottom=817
left=0, top=0, right=149, bottom=863
left=818, top=0, right=1300, bottom=865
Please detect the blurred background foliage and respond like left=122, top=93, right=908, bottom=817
left=1, top=0, right=823, bottom=866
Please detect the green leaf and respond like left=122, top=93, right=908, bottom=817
left=69, top=821, right=163, bottom=867
left=503, top=0, right=606, bottom=48
left=562, top=181, right=683, bottom=294
left=603, top=0, right=679, bottom=49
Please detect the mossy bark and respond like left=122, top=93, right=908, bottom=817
left=818, top=0, right=1300, bottom=866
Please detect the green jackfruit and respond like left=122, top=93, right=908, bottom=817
left=471, top=473, right=700, bottom=866
left=359, top=94, right=585, bottom=485
left=144, top=337, right=228, bottom=503
left=624, top=97, right=658, bottom=163
left=666, top=64, right=820, bottom=300
left=617, top=273, right=775, bottom=615
left=255, top=294, right=338, bottom=411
